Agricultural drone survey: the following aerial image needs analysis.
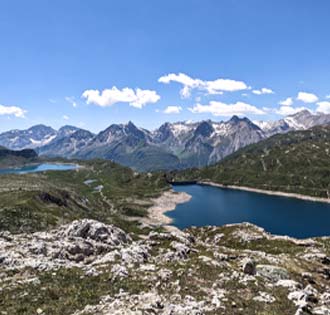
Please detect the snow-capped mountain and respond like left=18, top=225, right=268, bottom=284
left=0, top=125, right=57, bottom=150
left=37, top=129, right=95, bottom=158
left=0, top=125, right=89, bottom=152
left=73, top=116, right=265, bottom=170
left=254, top=110, right=330, bottom=137
left=2, top=110, right=330, bottom=171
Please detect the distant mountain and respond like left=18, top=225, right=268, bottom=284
left=56, top=125, right=81, bottom=139
left=0, top=125, right=57, bottom=150
left=254, top=110, right=330, bottom=136
left=72, top=118, right=265, bottom=170
left=75, top=121, right=182, bottom=171
left=152, top=117, right=265, bottom=168
left=171, top=125, right=330, bottom=198
left=0, top=147, right=38, bottom=168
left=37, top=128, right=95, bottom=158
left=2, top=110, right=330, bottom=171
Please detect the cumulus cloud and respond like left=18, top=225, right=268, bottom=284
left=252, top=88, right=274, bottom=95
left=316, top=101, right=330, bottom=114
left=205, top=79, right=248, bottom=94
left=63, top=115, right=69, bottom=120
left=276, top=106, right=308, bottom=116
left=158, top=73, right=248, bottom=98
left=82, top=87, right=160, bottom=109
left=0, top=104, right=26, bottom=118
left=65, top=96, right=77, bottom=108
left=189, top=101, right=265, bottom=117
left=297, top=92, right=318, bottom=103
left=279, top=97, right=294, bottom=106
left=163, top=106, right=182, bottom=114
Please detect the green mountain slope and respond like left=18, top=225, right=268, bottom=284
left=0, top=159, right=169, bottom=234
left=0, top=147, right=38, bottom=168
left=171, top=125, right=330, bottom=198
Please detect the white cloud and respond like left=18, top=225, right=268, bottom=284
left=205, top=79, right=248, bottom=94
left=0, top=104, right=26, bottom=118
left=189, top=101, right=265, bottom=117
left=163, top=106, right=182, bottom=114
left=279, top=97, right=293, bottom=106
left=297, top=92, right=318, bottom=103
left=65, top=96, right=77, bottom=108
left=276, top=106, right=307, bottom=116
left=63, top=115, right=69, bottom=120
left=252, top=88, right=274, bottom=95
left=82, top=87, right=160, bottom=109
left=326, top=95, right=330, bottom=99
left=316, top=101, right=330, bottom=114
left=158, top=73, right=248, bottom=98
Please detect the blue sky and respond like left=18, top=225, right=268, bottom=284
left=1, top=0, right=330, bottom=132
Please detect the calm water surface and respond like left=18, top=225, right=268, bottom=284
left=0, top=163, right=79, bottom=175
left=171, top=184, right=330, bottom=238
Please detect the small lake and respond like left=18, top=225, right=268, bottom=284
left=171, top=184, right=330, bottom=238
left=0, top=163, right=79, bottom=175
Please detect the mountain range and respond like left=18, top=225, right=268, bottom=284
left=1, top=110, right=330, bottom=171
left=171, top=124, right=330, bottom=199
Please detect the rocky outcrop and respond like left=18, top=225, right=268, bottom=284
left=1, top=220, right=330, bottom=315
left=0, top=219, right=131, bottom=270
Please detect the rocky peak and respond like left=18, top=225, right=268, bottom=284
left=229, top=115, right=241, bottom=124
left=290, top=109, right=312, bottom=120
left=154, top=122, right=173, bottom=142
left=57, top=125, right=80, bottom=138
left=125, top=121, right=147, bottom=140
left=194, top=121, right=214, bottom=137
left=28, top=124, right=56, bottom=135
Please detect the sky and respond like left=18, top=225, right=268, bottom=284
left=1, top=0, right=330, bottom=133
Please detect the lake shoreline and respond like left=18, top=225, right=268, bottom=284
left=198, top=181, right=330, bottom=204
left=146, top=190, right=192, bottom=229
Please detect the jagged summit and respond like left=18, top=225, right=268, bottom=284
left=2, top=110, right=330, bottom=171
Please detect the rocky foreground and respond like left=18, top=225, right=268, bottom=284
left=1, top=220, right=330, bottom=315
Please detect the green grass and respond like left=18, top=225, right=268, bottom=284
left=0, top=159, right=169, bottom=234
left=0, top=266, right=150, bottom=315
left=171, top=126, right=330, bottom=198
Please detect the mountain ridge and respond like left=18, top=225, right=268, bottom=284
left=1, top=110, right=330, bottom=171
left=170, top=124, right=330, bottom=198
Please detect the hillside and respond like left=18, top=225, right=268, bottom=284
left=1, top=219, right=330, bottom=314
left=0, top=147, right=38, bottom=168
left=170, top=125, right=330, bottom=198
left=1, top=150, right=330, bottom=315
left=0, top=159, right=168, bottom=234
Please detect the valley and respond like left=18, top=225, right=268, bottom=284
left=1, top=122, right=330, bottom=314
left=2, top=2, right=330, bottom=314
left=2, top=109, right=330, bottom=315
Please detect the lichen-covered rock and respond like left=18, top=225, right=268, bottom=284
left=1, top=221, right=330, bottom=315
left=256, top=264, right=289, bottom=282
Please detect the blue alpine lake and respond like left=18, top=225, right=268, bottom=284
left=170, top=184, right=330, bottom=238
left=0, top=163, right=79, bottom=175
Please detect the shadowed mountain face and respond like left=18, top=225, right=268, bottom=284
left=0, top=147, right=38, bottom=168
left=1, top=110, right=330, bottom=171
